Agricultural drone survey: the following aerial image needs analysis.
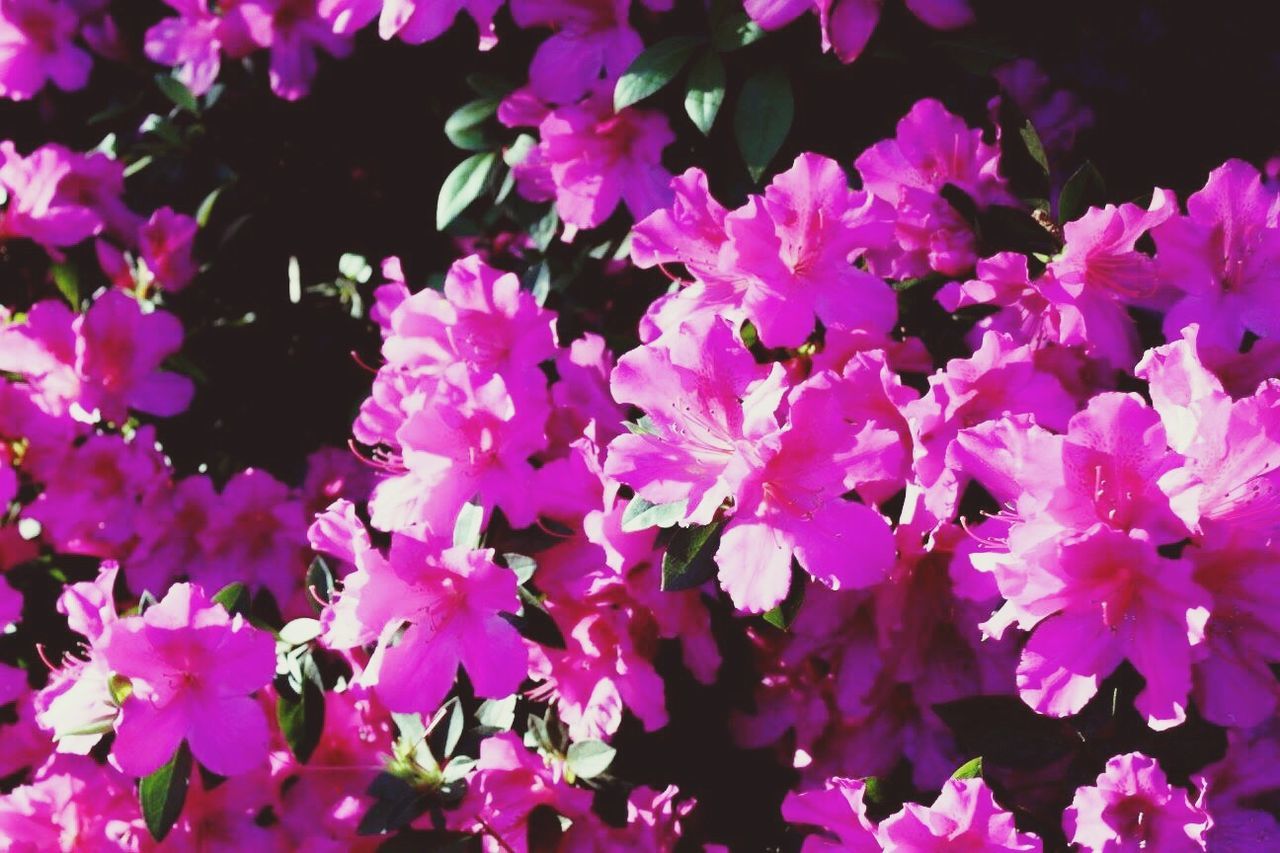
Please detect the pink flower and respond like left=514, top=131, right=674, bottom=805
left=744, top=0, right=972, bottom=65
left=322, top=526, right=528, bottom=717
left=382, top=254, right=557, bottom=391
left=1065, top=752, right=1211, bottom=851
left=0, top=291, right=194, bottom=422
left=718, top=153, right=897, bottom=347
left=1156, top=160, right=1280, bottom=351
left=513, top=85, right=674, bottom=236
left=509, top=0, right=642, bottom=104
left=0, top=0, right=92, bottom=100
left=982, top=524, right=1210, bottom=729
left=144, top=0, right=224, bottom=95
left=137, top=206, right=199, bottom=292
left=877, top=778, right=1041, bottom=850
left=127, top=474, right=219, bottom=597
left=194, top=469, right=306, bottom=604
left=855, top=98, right=1012, bottom=278
left=0, top=755, right=146, bottom=851
left=368, top=364, right=549, bottom=535
left=782, top=777, right=879, bottom=851
left=0, top=142, right=102, bottom=250
left=448, top=732, right=593, bottom=853
left=222, top=0, right=352, bottom=100
left=98, top=582, right=277, bottom=777
left=332, top=0, right=502, bottom=48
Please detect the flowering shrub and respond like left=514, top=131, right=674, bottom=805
left=1, top=0, right=1278, bottom=850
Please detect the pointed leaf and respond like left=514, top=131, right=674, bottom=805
left=277, top=675, right=326, bottom=764
left=139, top=741, right=192, bottom=842
left=212, top=582, right=250, bottom=617
left=453, top=501, right=485, bottom=549
left=437, top=152, right=498, bottom=231
left=620, top=496, right=687, bottom=533
left=566, top=740, right=616, bottom=780
left=684, top=52, right=726, bottom=136
left=1019, top=120, right=1050, bottom=176
left=951, top=756, right=984, bottom=780
left=444, top=98, right=500, bottom=151
left=735, top=67, right=793, bottom=182
left=1058, top=161, right=1106, bottom=225
left=613, top=36, right=704, bottom=112
left=661, top=520, right=724, bottom=591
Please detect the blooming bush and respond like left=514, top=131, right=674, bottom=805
left=1, top=0, right=1278, bottom=849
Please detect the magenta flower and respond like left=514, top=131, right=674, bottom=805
left=0, top=141, right=102, bottom=251
left=855, top=98, right=1012, bottom=278
left=1156, top=159, right=1280, bottom=352
left=368, top=364, right=549, bottom=535
left=744, top=0, right=972, bottom=65
left=323, top=0, right=502, bottom=47
left=144, top=0, right=224, bottom=95
left=0, top=756, right=145, bottom=850
left=783, top=777, right=879, bottom=851
left=877, top=778, right=1041, bottom=850
left=719, top=153, right=897, bottom=347
left=137, top=206, right=199, bottom=292
left=512, top=84, right=674, bottom=236
left=322, top=527, right=528, bottom=716
left=0, top=0, right=92, bottom=100
left=1065, top=752, right=1211, bottom=851
left=509, top=0, right=643, bottom=104
left=98, top=583, right=277, bottom=777
left=222, top=0, right=352, bottom=100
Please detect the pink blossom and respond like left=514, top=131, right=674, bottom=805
left=137, top=206, right=199, bottom=292
left=368, top=364, right=548, bottom=535
left=782, top=777, right=879, bottom=851
left=512, top=85, right=674, bottom=236
left=744, top=0, right=972, bottom=65
left=144, top=0, right=224, bottom=95
left=877, top=778, right=1041, bottom=850
left=163, top=767, right=285, bottom=850
left=323, top=0, right=501, bottom=48
left=126, top=474, right=218, bottom=596
left=0, top=755, right=146, bottom=851
left=194, top=469, right=306, bottom=604
left=1196, top=723, right=1280, bottom=851
left=0, top=142, right=101, bottom=250
left=322, top=526, right=528, bottom=717
left=98, top=582, right=277, bottom=777
left=508, top=0, right=642, bottom=104
left=448, top=732, right=593, bottom=853
left=222, top=0, right=353, bottom=100
left=855, top=98, right=1013, bottom=278
left=0, top=0, right=91, bottom=100
left=1155, top=159, right=1280, bottom=351
left=560, top=785, right=693, bottom=851
left=1065, top=752, right=1211, bottom=851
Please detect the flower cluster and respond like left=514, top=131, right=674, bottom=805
left=2, top=0, right=1278, bottom=849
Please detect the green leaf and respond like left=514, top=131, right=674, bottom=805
left=475, top=695, right=518, bottom=732
left=566, top=740, right=616, bottom=780
left=443, top=699, right=465, bottom=758
left=277, top=675, right=326, bottom=764
left=466, top=72, right=515, bottom=99
left=437, top=152, right=498, bottom=231
left=661, top=520, right=724, bottom=591
left=278, top=617, right=322, bottom=646
left=155, top=74, right=199, bottom=114
left=501, top=589, right=566, bottom=648
left=444, top=98, right=501, bottom=151
left=529, top=206, right=559, bottom=250
left=195, top=185, right=224, bottom=228
left=734, top=67, right=793, bottom=182
left=762, top=567, right=806, bottom=630
left=501, top=553, right=537, bottom=585
left=212, top=582, right=251, bottom=617
left=620, top=496, right=687, bottom=533
left=442, top=755, right=476, bottom=783
left=357, top=772, right=428, bottom=835
left=712, top=7, right=766, bottom=52
left=452, top=501, right=485, bottom=549
left=951, top=756, right=984, bottom=780
left=50, top=262, right=80, bottom=308
left=139, top=741, right=192, bottom=842
left=684, top=52, right=726, bottom=135
left=306, top=556, right=335, bottom=613
left=1019, top=121, right=1050, bottom=177
left=623, top=415, right=660, bottom=436
left=613, top=36, right=704, bottom=112
left=1058, top=160, right=1106, bottom=224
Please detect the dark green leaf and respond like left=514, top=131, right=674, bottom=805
left=358, top=772, right=428, bottom=835
left=212, top=581, right=251, bottom=617
left=277, top=675, right=326, bottom=764
left=940, top=183, right=981, bottom=232
left=684, top=52, right=726, bottom=136
left=951, top=756, right=984, bottom=780
left=735, top=67, right=793, bottom=182
left=620, top=496, right=687, bottom=533
left=1058, top=161, right=1106, bottom=224
left=661, top=520, right=724, bottom=591
left=466, top=72, right=515, bottom=99
left=155, top=74, right=199, bottom=114
left=1019, top=121, right=1050, bottom=176
left=444, top=98, right=500, bottom=152
left=613, top=36, right=704, bottom=112
left=501, top=589, right=566, bottom=648
left=437, top=152, right=499, bottom=231
left=306, top=556, right=335, bottom=613
left=565, top=740, right=616, bottom=780
left=762, top=567, right=806, bottom=630
left=50, top=262, right=80, bottom=308
left=139, top=741, right=192, bottom=842
left=712, top=8, right=766, bottom=51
